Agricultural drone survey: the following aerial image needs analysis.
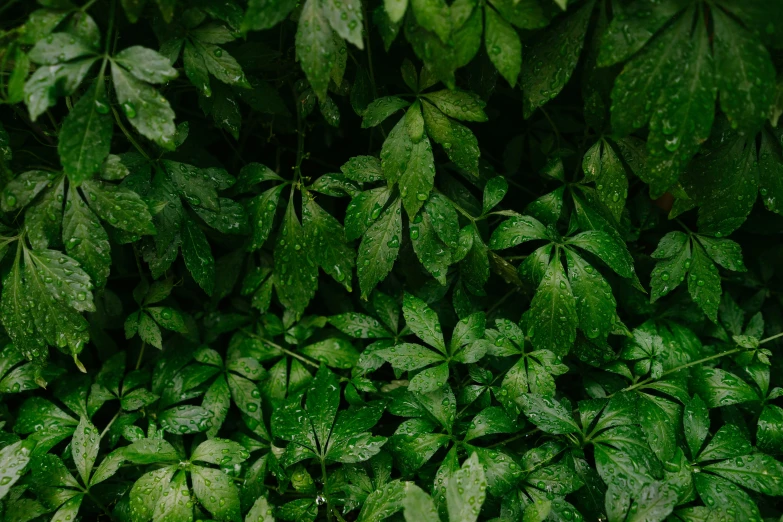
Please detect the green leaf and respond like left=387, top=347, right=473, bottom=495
left=192, top=198, right=249, bottom=235
left=303, top=196, right=354, bottom=290
left=274, top=203, right=318, bottom=315
left=482, top=177, right=507, bottom=214
left=623, top=481, right=679, bottom=522
left=23, top=177, right=63, bottom=251
left=692, top=367, right=757, bottom=408
left=518, top=394, right=579, bottom=434
left=307, top=365, right=340, bottom=448
left=649, top=233, right=690, bottom=302
left=446, top=452, right=487, bottom=522
left=51, top=495, right=84, bottom=522
left=703, top=454, right=783, bottom=496
left=636, top=393, right=679, bottom=462
left=713, top=9, right=776, bottom=135
left=24, top=59, right=97, bottom=121
left=362, top=97, right=410, bottom=128
left=489, top=215, right=548, bottom=250
left=484, top=6, right=521, bottom=87
left=528, top=255, right=578, bottom=356
left=190, top=40, right=249, bottom=90
left=111, top=63, right=176, bottom=149
left=329, top=313, right=391, bottom=338
left=405, top=101, right=425, bottom=142
left=684, top=395, right=710, bottom=459
left=158, top=405, right=212, bottom=434
left=246, top=497, right=275, bottom=522
left=694, top=473, right=762, bottom=522
left=357, top=197, right=402, bottom=299
left=71, top=417, right=99, bottom=485
left=403, top=483, right=439, bottom=522
left=0, top=440, right=33, bottom=500
left=411, top=207, right=452, bottom=284
left=341, top=156, right=384, bottom=183
left=301, top=338, right=360, bottom=369
left=421, top=100, right=481, bottom=175
left=377, top=343, right=444, bottom=370
left=566, top=230, right=637, bottom=281
left=358, top=480, right=406, bottom=521
left=593, top=425, right=661, bottom=496
left=81, top=179, right=155, bottom=235
left=696, top=235, right=746, bottom=272
left=582, top=139, right=628, bottom=221
left=191, top=466, right=241, bottom=521
left=113, top=46, right=178, bottom=84
left=130, top=466, right=177, bottom=520
left=323, top=0, right=364, bottom=48
left=610, top=10, right=692, bottom=137
left=182, top=215, right=215, bottom=296
left=597, top=0, right=689, bottom=66
left=59, top=84, right=112, bottom=186
left=565, top=248, right=616, bottom=340
left=296, top=0, right=337, bottom=101
left=644, top=12, right=715, bottom=197
left=146, top=306, right=187, bottom=333
left=409, top=363, right=449, bottom=393
left=687, top=243, right=721, bottom=322
left=757, top=404, right=783, bottom=454
left=521, top=0, right=593, bottom=117
left=698, top=425, right=752, bottom=462
left=28, top=248, right=95, bottom=313
left=29, top=33, right=96, bottom=64
left=1, top=170, right=59, bottom=212
left=464, top=406, right=514, bottom=441
left=410, top=0, right=452, bottom=43
left=683, top=134, right=758, bottom=236
left=403, top=292, right=446, bottom=352
left=398, top=136, right=435, bottom=217
left=153, top=470, right=192, bottom=521
left=423, top=90, right=487, bottom=122
left=242, top=0, right=297, bottom=32
left=247, top=185, right=284, bottom=250
left=136, top=311, right=160, bottom=348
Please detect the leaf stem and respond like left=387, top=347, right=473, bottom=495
left=760, top=331, right=783, bottom=344
left=618, top=347, right=745, bottom=395
left=320, top=458, right=332, bottom=522
left=135, top=341, right=146, bottom=370
left=100, top=409, right=121, bottom=439
left=240, top=328, right=321, bottom=369
left=111, top=106, right=149, bottom=160
left=487, top=427, right=540, bottom=449
left=674, top=218, right=693, bottom=235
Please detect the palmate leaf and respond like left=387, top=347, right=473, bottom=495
left=649, top=232, right=745, bottom=321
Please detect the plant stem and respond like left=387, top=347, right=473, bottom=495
left=760, top=331, right=783, bottom=344
left=618, top=347, right=745, bottom=395
left=487, top=427, right=540, bottom=449
left=136, top=341, right=146, bottom=370
left=100, top=409, right=121, bottom=439
left=321, top=458, right=332, bottom=522
left=240, top=328, right=320, bottom=368
left=111, top=107, right=149, bottom=160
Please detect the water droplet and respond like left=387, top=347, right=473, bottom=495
left=122, top=102, right=137, bottom=118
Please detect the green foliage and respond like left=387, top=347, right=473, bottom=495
left=1, top=1, right=783, bottom=521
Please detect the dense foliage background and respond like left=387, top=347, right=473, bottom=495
left=1, top=0, right=783, bottom=520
